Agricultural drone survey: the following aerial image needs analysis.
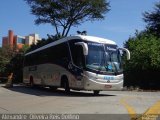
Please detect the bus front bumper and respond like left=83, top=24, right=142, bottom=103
left=84, top=78, right=123, bottom=91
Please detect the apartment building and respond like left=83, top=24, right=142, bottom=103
left=2, top=30, right=41, bottom=49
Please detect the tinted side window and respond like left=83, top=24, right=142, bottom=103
left=69, top=40, right=85, bottom=68
left=24, top=42, right=70, bottom=66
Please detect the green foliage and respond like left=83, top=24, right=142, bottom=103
left=20, top=45, right=30, bottom=53
left=0, top=45, right=28, bottom=83
left=125, top=31, right=160, bottom=70
left=26, top=34, right=63, bottom=52
left=124, top=2, right=160, bottom=89
left=5, top=53, right=24, bottom=83
left=124, top=31, right=160, bottom=89
left=0, top=46, right=17, bottom=73
left=25, top=0, right=110, bottom=36
left=143, top=2, right=160, bottom=37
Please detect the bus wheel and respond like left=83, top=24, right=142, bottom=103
left=30, top=77, right=34, bottom=87
left=30, top=80, right=34, bottom=87
left=62, top=78, right=70, bottom=93
left=93, top=90, right=100, bottom=95
left=49, top=86, right=57, bottom=91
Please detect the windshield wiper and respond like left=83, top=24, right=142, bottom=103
left=103, top=45, right=119, bottom=75
left=111, top=61, right=118, bottom=75
left=97, top=45, right=106, bottom=72
left=97, top=45, right=119, bottom=75
left=109, top=52, right=118, bottom=75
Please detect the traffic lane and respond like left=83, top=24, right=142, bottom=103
left=0, top=85, right=160, bottom=114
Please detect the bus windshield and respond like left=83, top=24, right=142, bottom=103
left=86, top=42, right=122, bottom=74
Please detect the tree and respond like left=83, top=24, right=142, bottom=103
left=0, top=45, right=29, bottom=83
left=123, top=1, right=160, bottom=89
left=26, top=34, right=62, bottom=52
left=124, top=31, right=160, bottom=89
left=0, top=46, right=17, bottom=74
left=5, top=53, right=25, bottom=83
left=124, top=31, right=160, bottom=70
left=143, top=2, right=160, bottom=37
left=25, top=0, right=110, bottom=37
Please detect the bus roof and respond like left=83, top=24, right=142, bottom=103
left=74, top=35, right=116, bottom=45
left=25, top=35, right=116, bottom=56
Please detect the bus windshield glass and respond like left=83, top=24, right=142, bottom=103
left=86, top=42, right=122, bottom=74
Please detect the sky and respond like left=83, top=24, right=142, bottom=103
left=0, top=0, right=159, bottom=47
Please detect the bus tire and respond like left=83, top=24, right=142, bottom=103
left=49, top=86, right=57, bottom=91
left=30, top=76, right=34, bottom=87
left=61, top=77, right=70, bottom=93
left=93, top=90, right=100, bottom=95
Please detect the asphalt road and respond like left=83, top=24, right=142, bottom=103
left=0, top=84, right=160, bottom=120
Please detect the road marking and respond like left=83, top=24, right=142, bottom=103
left=120, top=97, right=137, bottom=119
left=136, top=100, right=160, bottom=120
left=121, top=97, right=160, bottom=120
left=144, top=100, right=160, bottom=114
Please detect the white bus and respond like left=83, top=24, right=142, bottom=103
left=23, top=35, right=130, bottom=95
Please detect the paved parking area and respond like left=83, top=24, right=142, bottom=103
left=0, top=84, right=160, bottom=120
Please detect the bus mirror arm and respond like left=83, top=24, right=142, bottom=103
left=119, top=48, right=130, bottom=60
left=75, top=42, right=88, bottom=55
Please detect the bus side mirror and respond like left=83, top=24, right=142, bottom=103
left=75, top=42, right=88, bottom=55
left=119, top=48, right=130, bottom=60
